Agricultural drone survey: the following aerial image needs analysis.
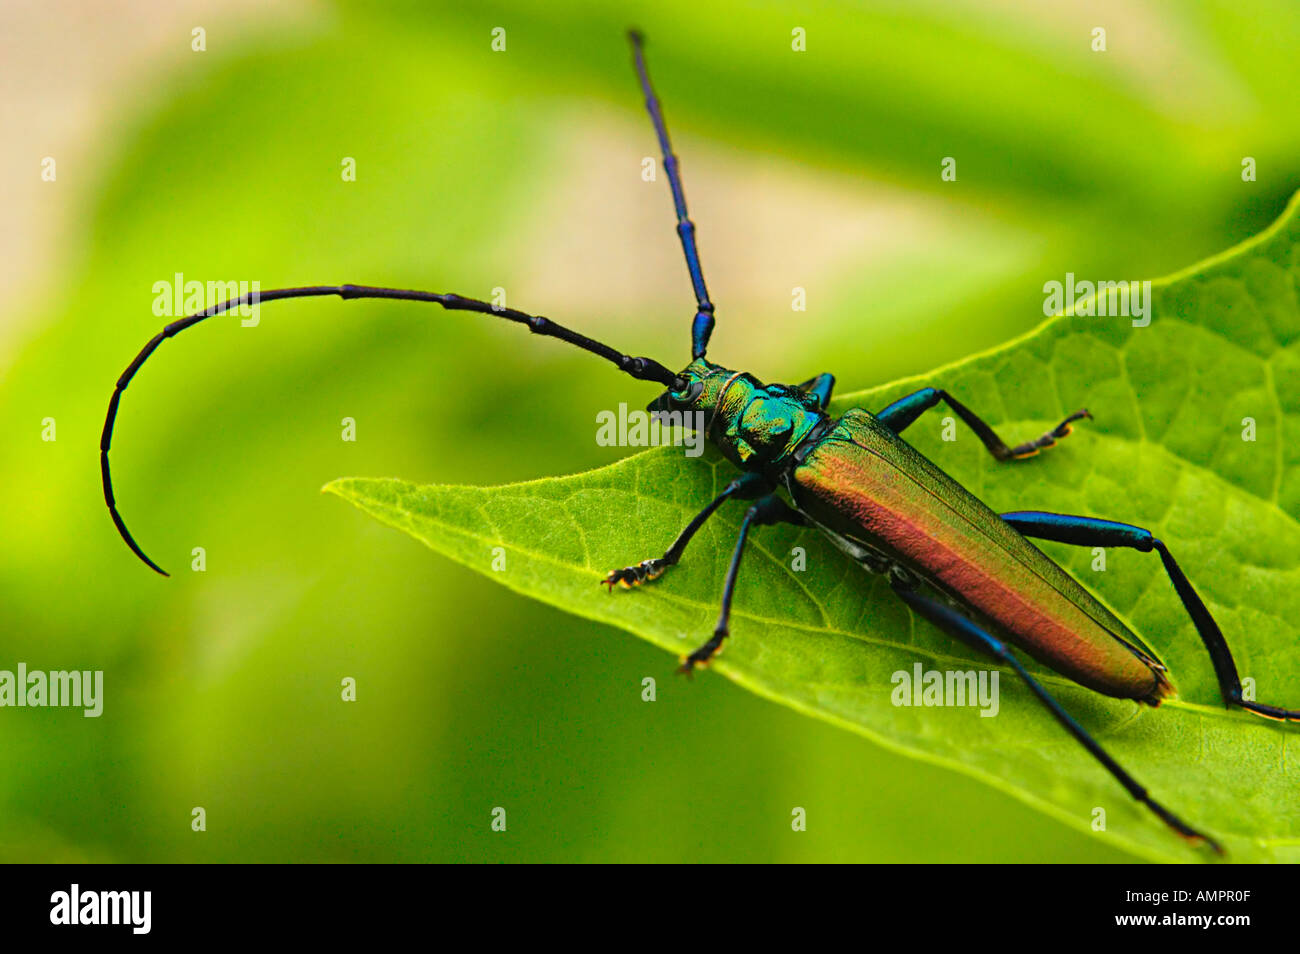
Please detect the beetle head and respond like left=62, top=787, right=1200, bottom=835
left=646, top=358, right=735, bottom=417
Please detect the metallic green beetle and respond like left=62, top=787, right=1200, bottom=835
left=101, top=31, right=1296, bottom=854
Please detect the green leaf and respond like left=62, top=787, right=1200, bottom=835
left=327, top=192, right=1300, bottom=863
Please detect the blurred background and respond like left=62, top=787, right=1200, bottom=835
left=2, top=0, right=1297, bottom=862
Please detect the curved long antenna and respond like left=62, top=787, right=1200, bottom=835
left=103, top=284, right=682, bottom=575
left=628, top=30, right=716, bottom=359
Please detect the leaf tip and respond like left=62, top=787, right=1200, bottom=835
left=322, top=477, right=362, bottom=500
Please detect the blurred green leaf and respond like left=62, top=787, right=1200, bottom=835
left=329, top=191, right=1300, bottom=863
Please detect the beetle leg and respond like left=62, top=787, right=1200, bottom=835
left=893, top=580, right=1224, bottom=854
left=1002, top=511, right=1300, bottom=723
left=876, top=387, right=1089, bottom=461
left=601, top=471, right=770, bottom=590
left=794, top=373, right=836, bottom=410
left=679, top=493, right=805, bottom=675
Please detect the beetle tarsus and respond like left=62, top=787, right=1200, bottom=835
left=1007, top=408, right=1092, bottom=459
left=601, top=558, right=670, bottom=591
left=679, top=630, right=726, bottom=675
left=1143, top=796, right=1225, bottom=855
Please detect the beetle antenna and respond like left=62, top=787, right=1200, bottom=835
left=102, top=284, right=683, bottom=575
left=628, top=29, right=716, bottom=360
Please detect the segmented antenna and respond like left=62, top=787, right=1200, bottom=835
left=103, top=285, right=681, bottom=574
left=628, top=30, right=716, bottom=359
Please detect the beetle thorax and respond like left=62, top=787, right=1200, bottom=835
left=653, top=358, right=828, bottom=473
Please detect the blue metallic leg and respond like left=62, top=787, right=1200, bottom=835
left=603, top=471, right=770, bottom=590
left=628, top=30, right=716, bottom=359
left=795, top=373, right=836, bottom=410
left=1002, top=511, right=1300, bottom=723
left=680, top=493, right=805, bottom=674
left=893, top=580, right=1222, bottom=853
left=876, top=387, right=1089, bottom=461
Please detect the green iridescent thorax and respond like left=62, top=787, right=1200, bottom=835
left=650, top=358, right=828, bottom=473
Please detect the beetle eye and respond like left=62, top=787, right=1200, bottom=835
left=673, top=380, right=704, bottom=404
left=646, top=380, right=702, bottom=415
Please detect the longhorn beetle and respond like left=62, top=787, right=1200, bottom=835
left=102, top=30, right=1297, bottom=854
